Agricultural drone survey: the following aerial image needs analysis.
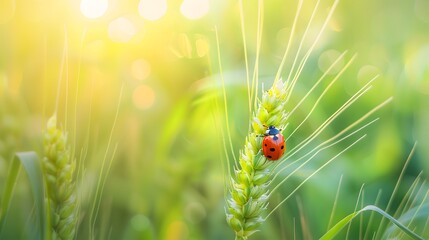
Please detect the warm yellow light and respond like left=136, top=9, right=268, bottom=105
left=180, top=0, right=209, bottom=20
left=108, top=17, right=136, bottom=43
left=131, top=59, right=151, bottom=81
left=166, top=221, right=188, bottom=240
left=80, top=0, right=108, bottom=19
left=195, top=38, right=209, bottom=57
left=138, top=0, right=167, bottom=21
left=133, top=84, right=155, bottom=110
left=0, top=0, right=15, bottom=24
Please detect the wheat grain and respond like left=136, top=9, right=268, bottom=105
left=226, top=80, right=288, bottom=239
left=43, top=115, right=77, bottom=240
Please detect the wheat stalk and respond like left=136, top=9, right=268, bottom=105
left=226, top=80, right=288, bottom=239
left=43, top=115, right=77, bottom=240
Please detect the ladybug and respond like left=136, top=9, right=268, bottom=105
left=262, top=126, right=286, bottom=161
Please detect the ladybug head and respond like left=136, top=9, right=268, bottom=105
left=266, top=125, right=281, bottom=136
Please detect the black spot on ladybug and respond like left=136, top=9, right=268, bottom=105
left=267, top=155, right=272, bottom=159
left=270, top=148, right=276, bottom=152
left=264, top=144, right=267, bottom=147
left=281, top=145, right=284, bottom=149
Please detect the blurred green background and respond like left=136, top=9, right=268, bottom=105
left=1, top=0, right=429, bottom=239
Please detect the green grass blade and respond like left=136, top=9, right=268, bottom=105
left=16, top=152, right=47, bottom=240
left=320, top=211, right=358, bottom=240
left=89, top=85, right=122, bottom=239
left=0, top=152, right=47, bottom=239
left=0, top=154, right=21, bottom=233
left=384, top=204, right=429, bottom=239
left=320, top=205, right=425, bottom=240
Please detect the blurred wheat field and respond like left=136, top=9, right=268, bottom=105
left=0, top=0, right=429, bottom=239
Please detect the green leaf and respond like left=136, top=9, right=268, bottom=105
left=0, top=152, right=48, bottom=240
left=0, top=154, right=21, bottom=233
left=319, top=212, right=358, bottom=240
left=320, top=205, right=425, bottom=240
left=383, top=204, right=429, bottom=239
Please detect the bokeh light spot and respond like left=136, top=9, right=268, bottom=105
left=357, top=65, right=380, bottom=83
left=178, top=33, right=192, bottom=58
left=138, top=0, right=167, bottom=21
left=80, top=0, right=108, bottom=19
left=405, top=45, right=429, bottom=94
left=166, top=221, right=188, bottom=240
left=131, top=59, right=151, bottom=81
left=180, top=0, right=210, bottom=20
left=196, top=38, right=209, bottom=57
left=329, top=18, right=343, bottom=32
left=130, top=214, right=151, bottom=231
left=133, top=84, right=155, bottom=110
left=415, top=0, right=429, bottom=23
left=318, top=49, right=344, bottom=75
left=108, top=17, right=136, bottom=43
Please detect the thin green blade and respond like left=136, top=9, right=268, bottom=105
left=320, top=205, right=425, bottom=240
left=0, top=152, right=47, bottom=240
left=17, top=152, right=47, bottom=240
left=320, top=212, right=358, bottom=240
left=0, top=154, right=21, bottom=233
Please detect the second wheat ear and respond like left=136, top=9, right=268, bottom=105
left=43, top=115, right=77, bottom=240
left=226, top=80, right=289, bottom=240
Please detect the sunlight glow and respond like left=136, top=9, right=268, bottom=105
left=131, top=59, right=151, bottom=81
left=195, top=38, right=209, bottom=57
left=108, top=17, right=136, bottom=43
left=133, top=84, right=155, bottom=110
left=0, top=0, right=15, bottom=24
left=138, top=0, right=167, bottom=21
left=180, top=0, right=209, bottom=20
left=80, top=0, right=108, bottom=19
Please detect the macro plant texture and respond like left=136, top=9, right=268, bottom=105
left=219, top=0, right=429, bottom=239
left=226, top=80, right=288, bottom=239
left=43, top=115, right=77, bottom=240
left=0, top=0, right=428, bottom=239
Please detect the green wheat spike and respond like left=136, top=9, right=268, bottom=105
left=43, top=115, right=77, bottom=240
left=226, top=80, right=288, bottom=240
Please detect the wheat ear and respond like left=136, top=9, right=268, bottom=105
left=43, top=115, right=77, bottom=240
left=226, top=80, right=288, bottom=239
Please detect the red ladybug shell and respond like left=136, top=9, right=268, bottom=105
left=262, top=133, right=286, bottom=161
